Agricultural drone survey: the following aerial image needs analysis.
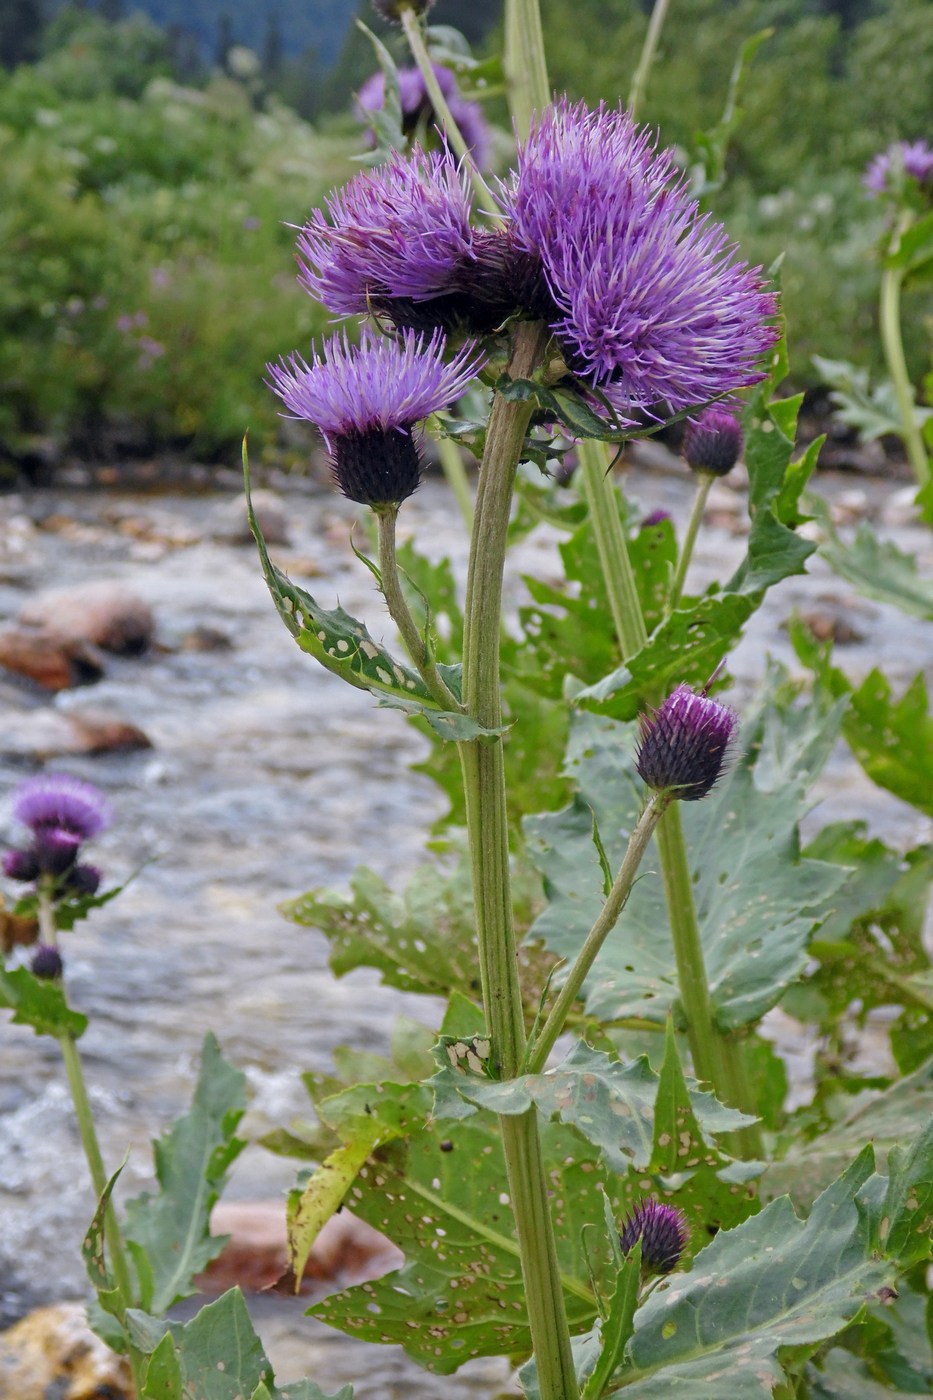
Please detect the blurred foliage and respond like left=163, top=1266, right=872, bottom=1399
left=0, top=10, right=348, bottom=467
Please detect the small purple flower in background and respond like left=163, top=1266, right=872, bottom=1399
left=619, top=1199, right=689, bottom=1275
left=267, top=328, right=484, bottom=508
left=502, top=100, right=778, bottom=419
left=641, top=508, right=671, bottom=528
left=357, top=64, right=491, bottom=169
left=636, top=683, right=738, bottom=801
left=864, top=140, right=933, bottom=199
left=683, top=406, right=743, bottom=477
left=297, top=148, right=481, bottom=330
left=6, top=774, right=110, bottom=882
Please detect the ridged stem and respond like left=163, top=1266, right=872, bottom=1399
left=376, top=506, right=461, bottom=711
left=526, top=794, right=669, bottom=1075
left=400, top=8, right=502, bottom=221
left=504, top=0, right=550, bottom=139
left=668, top=472, right=714, bottom=612
left=459, top=320, right=578, bottom=1400
left=879, top=220, right=930, bottom=489
left=577, top=445, right=762, bottom=1154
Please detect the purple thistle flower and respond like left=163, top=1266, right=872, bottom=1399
left=67, top=863, right=102, bottom=896
left=33, top=827, right=82, bottom=876
left=267, top=328, right=484, bottom=507
left=297, top=149, right=482, bottom=330
left=502, top=100, right=778, bottom=417
left=31, top=944, right=64, bottom=980
left=683, top=406, right=743, bottom=476
left=13, top=774, right=111, bottom=840
left=864, top=140, right=933, bottom=198
left=620, top=1199, right=689, bottom=1275
left=636, top=683, right=738, bottom=801
left=357, top=64, right=491, bottom=169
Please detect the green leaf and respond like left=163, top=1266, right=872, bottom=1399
left=690, top=27, right=773, bottom=195
left=876, top=1117, right=933, bottom=1265
left=619, top=1150, right=895, bottom=1398
left=0, top=963, right=87, bottom=1038
left=140, top=1332, right=184, bottom=1400
left=886, top=208, right=933, bottom=277
left=430, top=1039, right=753, bottom=1176
left=282, top=849, right=479, bottom=999
left=843, top=670, right=933, bottom=818
left=578, top=1251, right=641, bottom=1400
left=123, top=1033, right=247, bottom=1313
left=312, top=1084, right=616, bottom=1372
left=764, top=1054, right=933, bottom=1205
left=525, top=693, right=846, bottom=1032
left=808, top=496, right=933, bottom=620
left=82, top=1156, right=129, bottom=1324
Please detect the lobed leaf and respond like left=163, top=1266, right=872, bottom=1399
left=0, top=963, right=87, bottom=1038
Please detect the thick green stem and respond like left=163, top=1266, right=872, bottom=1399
left=437, top=434, right=474, bottom=531
left=668, top=472, right=714, bottom=612
left=627, top=0, right=673, bottom=119
left=376, top=507, right=461, bottom=711
left=879, top=255, right=930, bottom=489
left=504, top=0, right=550, bottom=139
left=527, top=795, right=668, bottom=1075
left=459, top=320, right=578, bottom=1400
left=400, top=8, right=502, bottom=221
left=578, top=446, right=762, bottom=1152
left=578, top=439, right=647, bottom=655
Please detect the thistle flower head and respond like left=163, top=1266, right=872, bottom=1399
left=502, top=100, right=778, bottom=417
left=31, top=944, right=64, bottom=980
left=67, top=863, right=103, bottom=896
left=33, top=827, right=82, bottom=876
left=636, top=683, right=738, bottom=801
left=13, top=775, right=111, bottom=840
left=3, top=848, right=39, bottom=882
left=683, top=406, right=743, bottom=476
left=864, top=140, right=933, bottom=198
left=620, top=1199, right=688, bottom=1275
left=267, top=328, right=484, bottom=507
left=297, top=149, right=477, bottom=328
left=357, top=64, right=491, bottom=168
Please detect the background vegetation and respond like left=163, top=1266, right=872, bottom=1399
left=0, top=0, right=931, bottom=469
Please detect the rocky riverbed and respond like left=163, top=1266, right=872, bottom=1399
left=0, top=450, right=930, bottom=1397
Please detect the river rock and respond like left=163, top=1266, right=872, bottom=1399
left=0, top=627, right=104, bottom=690
left=0, top=1302, right=133, bottom=1400
left=211, top=489, right=290, bottom=546
left=19, top=582, right=154, bottom=656
left=202, top=1202, right=403, bottom=1295
left=0, top=707, right=152, bottom=759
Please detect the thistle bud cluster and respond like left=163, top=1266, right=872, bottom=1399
left=4, top=774, right=108, bottom=898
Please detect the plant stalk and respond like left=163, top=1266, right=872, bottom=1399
left=578, top=438, right=647, bottom=655
left=376, top=507, right=461, bottom=711
left=400, top=8, right=502, bottom=220
left=879, top=246, right=930, bottom=489
left=459, top=319, right=578, bottom=1400
left=40, top=895, right=146, bottom=1390
left=628, top=0, right=673, bottom=120
left=668, top=472, right=714, bottom=612
left=526, top=794, right=668, bottom=1075
left=504, top=0, right=550, bottom=140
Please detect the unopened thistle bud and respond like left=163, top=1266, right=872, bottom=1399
left=372, top=0, right=435, bottom=23
left=66, top=863, right=102, bottom=896
left=683, top=407, right=743, bottom=477
left=31, top=944, right=64, bottom=980
left=636, top=683, right=738, bottom=801
left=3, top=848, right=39, bottom=882
left=620, top=1199, right=688, bottom=1275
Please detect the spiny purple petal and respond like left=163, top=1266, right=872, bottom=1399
left=13, top=775, right=111, bottom=839
left=266, top=328, right=484, bottom=439
left=502, top=99, right=778, bottom=415
left=297, top=148, right=476, bottom=316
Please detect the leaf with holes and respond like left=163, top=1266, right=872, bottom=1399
left=615, top=1149, right=898, bottom=1398
left=525, top=695, right=846, bottom=1033
left=282, top=852, right=479, bottom=999
left=429, top=1039, right=753, bottom=1176
left=311, top=1082, right=623, bottom=1372
left=122, top=1033, right=247, bottom=1313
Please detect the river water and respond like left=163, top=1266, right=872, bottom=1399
left=0, top=458, right=930, bottom=1396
